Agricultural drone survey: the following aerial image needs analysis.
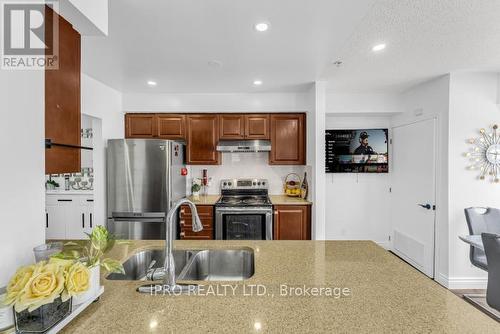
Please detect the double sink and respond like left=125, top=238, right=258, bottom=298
left=106, top=249, right=255, bottom=282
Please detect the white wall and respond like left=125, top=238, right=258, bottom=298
left=0, top=71, right=45, bottom=286
left=326, top=92, right=401, bottom=114
left=447, top=72, right=500, bottom=288
left=188, top=153, right=307, bottom=195
left=81, top=74, right=123, bottom=141
left=122, top=92, right=309, bottom=112
left=324, top=116, right=392, bottom=248
left=81, top=74, right=123, bottom=226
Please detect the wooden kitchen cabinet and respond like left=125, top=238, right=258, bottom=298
left=219, top=114, right=270, bottom=140
left=273, top=205, right=311, bottom=240
left=45, top=7, right=81, bottom=174
left=125, top=114, right=157, bottom=138
left=219, top=114, right=245, bottom=139
left=179, top=205, right=214, bottom=239
left=245, top=114, right=270, bottom=139
left=186, top=115, right=220, bottom=164
left=157, top=114, right=186, bottom=139
left=269, top=113, right=306, bottom=165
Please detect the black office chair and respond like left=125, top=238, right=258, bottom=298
left=481, top=233, right=500, bottom=311
left=464, top=207, right=500, bottom=271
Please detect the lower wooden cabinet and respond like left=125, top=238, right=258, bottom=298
left=273, top=205, right=311, bottom=240
left=45, top=194, right=95, bottom=239
left=179, top=205, right=214, bottom=239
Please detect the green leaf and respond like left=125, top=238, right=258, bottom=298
left=100, top=258, right=125, bottom=274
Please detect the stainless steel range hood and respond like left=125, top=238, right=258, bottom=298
left=216, top=140, right=271, bottom=153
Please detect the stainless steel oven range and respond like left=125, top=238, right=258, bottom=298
left=215, top=179, right=273, bottom=240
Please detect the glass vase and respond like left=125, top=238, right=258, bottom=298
left=14, top=297, right=72, bottom=333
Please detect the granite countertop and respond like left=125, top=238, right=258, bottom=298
left=62, top=240, right=498, bottom=333
left=269, top=195, right=312, bottom=205
left=186, top=195, right=311, bottom=206
left=185, top=195, right=220, bottom=205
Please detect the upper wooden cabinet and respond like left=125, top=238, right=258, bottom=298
left=45, top=8, right=81, bottom=174
left=186, top=115, right=220, bottom=165
left=245, top=114, right=270, bottom=139
left=273, top=205, right=311, bottom=240
left=125, top=114, right=157, bottom=138
left=219, top=114, right=245, bottom=139
left=269, top=113, right=306, bottom=165
left=157, top=114, right=185, bottom=139
left=219, top=114, right=270, bottom=140
left=125, top=114, right=186, bottom=139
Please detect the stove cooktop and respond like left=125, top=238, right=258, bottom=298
left=216, top=195, right=272, bottom=207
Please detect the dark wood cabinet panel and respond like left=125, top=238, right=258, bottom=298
left=219, top=114, right=245, bottom=139
left=245, top=114, right=270, bottom=139
left=125, top=114, right=157, bottom=138
left=273, top=205, right=311, bottom=240
left=157, top=114, right=185, bottom=139
left=186, top=115, right=220, bottom=165
left=45, top=7, right=81, bottom=174
left=269, top=114, right=306, bottom=165
left=180, top=205, right=214, bottom=239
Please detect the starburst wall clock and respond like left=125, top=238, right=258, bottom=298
left=465, top=124, right=500, bottom=183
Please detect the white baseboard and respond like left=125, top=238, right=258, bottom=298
left=435, top=273, right=449, bottom=288
left=446, top=277, right=488, bottom=290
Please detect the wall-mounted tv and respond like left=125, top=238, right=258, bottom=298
left=325, top=129, right=389, bottom=173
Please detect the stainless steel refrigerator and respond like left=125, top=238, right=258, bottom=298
left=107, top=139, right=186, bottom=239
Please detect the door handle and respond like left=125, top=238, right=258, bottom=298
left=418, top=204, right=432, bottom=210
left=90, top=213, right=93, bottom=228
left=82, top=213, right=85, bottom=228
left=46, top=213, right=48, bottom=228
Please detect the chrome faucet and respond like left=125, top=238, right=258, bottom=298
left=139, top=198, right=203, bottom=294
left=163, top=198, right=203, bottom=287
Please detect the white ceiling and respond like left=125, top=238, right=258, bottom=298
left=81, top=0, right=376, bottom=93
left=324, top=0, right=500, bottom=93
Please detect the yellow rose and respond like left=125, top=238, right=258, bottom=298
left=4, top=264, right=36, bottom=306
left=16, top=263, right=65, bottom=312
left=62, top=262, right=90, bottom=302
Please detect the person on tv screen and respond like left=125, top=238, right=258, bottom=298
left=353, top=131, right=377, bottom=155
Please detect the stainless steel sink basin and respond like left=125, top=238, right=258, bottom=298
left=178, top=249, right=254, bottom=281
left=106, top=249, right=254, bottom=281
left=106, top=249, right=194, bottom=280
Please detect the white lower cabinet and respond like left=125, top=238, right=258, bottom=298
left=45, top=194, right=95, bottom=239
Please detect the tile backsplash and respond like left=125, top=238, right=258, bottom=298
left=188, top=152, right=309, bottom=195
left=45, top=168, right=94, bottom=191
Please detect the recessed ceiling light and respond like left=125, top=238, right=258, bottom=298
left=253, top=80, right=263, bottom=86
left=254, top=22, right=270, bottom=32
left=147, top=80, right=157, bottom=86
left=372, top=43, right=386, bottom=52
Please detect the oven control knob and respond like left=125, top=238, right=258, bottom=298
left=253, top=181, right=256, bottom=186
left=262, top=181, right=265, bottom=186
left=223, top=182, right=227, bottom=187
left=228, top=182, right=232, bottom=186
left=257, top=182, right=261, bottom=186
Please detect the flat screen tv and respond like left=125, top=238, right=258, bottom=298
left=325, top=129, right=389, bottom=173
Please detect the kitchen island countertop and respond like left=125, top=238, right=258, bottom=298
left=61, top=240, right=498, bottom=333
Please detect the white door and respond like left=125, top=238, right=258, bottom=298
left=391, top=118, right=437, bottom=278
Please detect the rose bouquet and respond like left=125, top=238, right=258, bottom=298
left=4, top=259, right=89, bottom=313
